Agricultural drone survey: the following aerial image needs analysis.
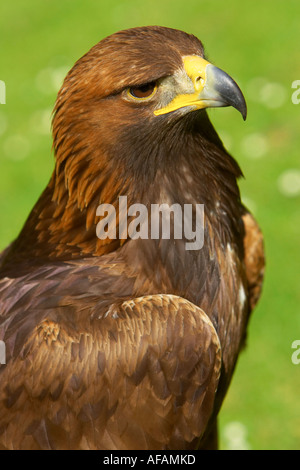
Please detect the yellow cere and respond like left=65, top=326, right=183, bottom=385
left=154, top=55, right=211, bottom=116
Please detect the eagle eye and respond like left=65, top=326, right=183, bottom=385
left=128, top=82, right=157, bottom=100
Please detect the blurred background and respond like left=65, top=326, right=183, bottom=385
left=0, top=0, right=299, bottom=450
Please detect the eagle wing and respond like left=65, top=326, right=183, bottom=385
left=0, top=284, right=221, bottom=450
left=242, top=210, right=265, bottom=312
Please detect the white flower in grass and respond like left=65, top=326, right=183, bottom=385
left=223, top=421, right=251, bottom=450
left=278, top=169, right=300, bottom=197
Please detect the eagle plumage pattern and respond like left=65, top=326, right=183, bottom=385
left=0, top=26, right=264, bottom=450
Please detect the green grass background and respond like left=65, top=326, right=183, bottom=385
left=0, top=0, right=299, bottom=450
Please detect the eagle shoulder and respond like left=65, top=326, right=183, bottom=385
left=0, top=293, right=221, bottom=450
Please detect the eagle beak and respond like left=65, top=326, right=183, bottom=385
left=154, top=55, right=247, bottom=120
